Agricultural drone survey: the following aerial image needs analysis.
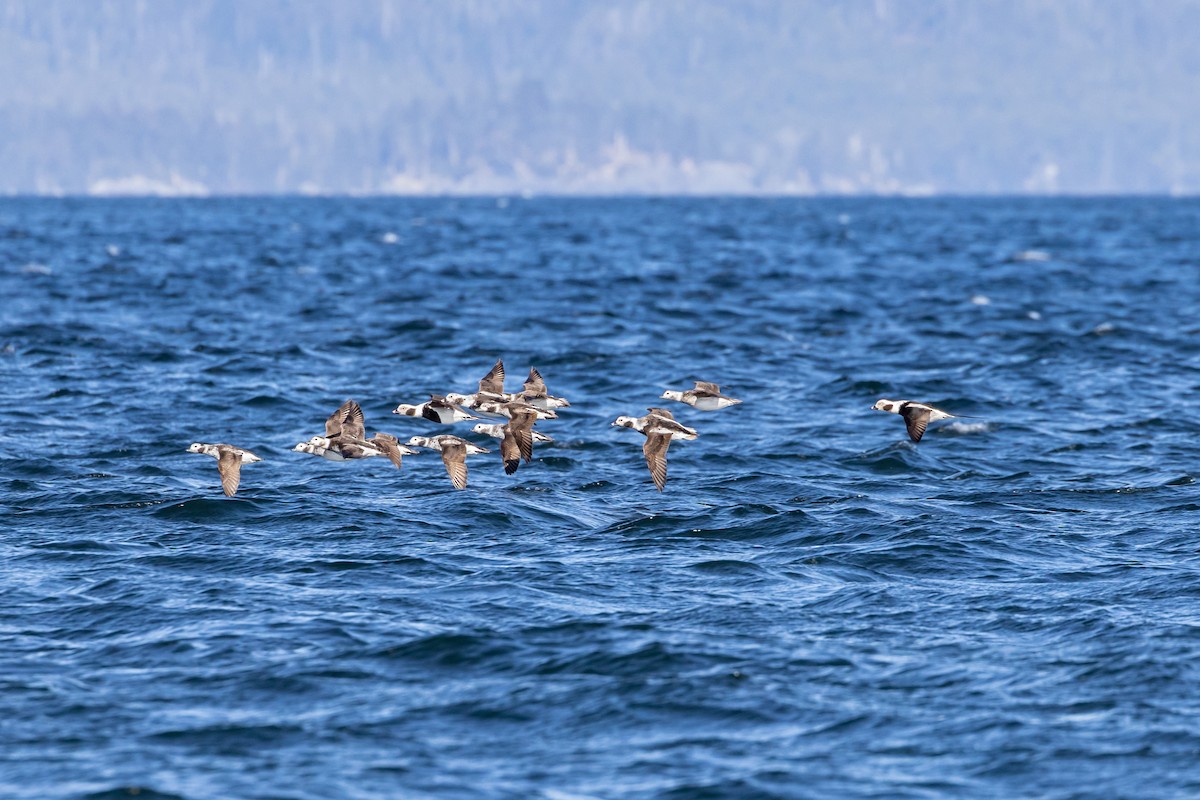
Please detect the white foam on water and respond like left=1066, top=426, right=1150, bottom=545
left=946, top=421, right=990, bottom=435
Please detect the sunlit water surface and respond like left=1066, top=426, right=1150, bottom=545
left=2, top=197, right=1200, bottom=799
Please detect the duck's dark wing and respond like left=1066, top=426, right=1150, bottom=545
left=216, top=448, right=242, bottom=497
left=500, top=427, right=521, bottom=475
left=428, top=394, right=474, bottom=419
left=440, top=442, right=469, bottom=489
left=423, top=395, right=452, bottom=422
left=693, top=381, right=722, bottom=395
left=333, top=438, right=367, bottom=459
left=341, top=400, right=365, bottom=440
left=523, top=367, right=547, bottom=397
left=479, top=359, right=506, bottom=395
left=368, top=433, right=406, bottom=468
left=642, top=432, right=671, bottom=492
left=646, top=407, right=676, bottom=420
left=900, top=405, right=931, bottom=442
left=325, top=399, right=365, bottom=440
left=325, top=399, right=353, bottom=437
left=506, top=408, right=536, bottom=463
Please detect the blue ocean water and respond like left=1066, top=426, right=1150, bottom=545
left=2, top=197, right=1199, bottom=799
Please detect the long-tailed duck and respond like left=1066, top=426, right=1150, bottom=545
left=187, top=442, right=262, bottom=497
left=293, top=433, right=418, bottom=468
left=443, top=390, right=508, bottom=410
left=472, top=423, right=554, bottom=444
left=478, top=358, right=506, bottom=395
left=640, top=432, right=672, bottom=492
left=294, top=400, right=418, bottom=467
left=871, top=399, right=960, bottom=443
left=325, top=398, right=365, bottom=440
left=356, top=432, right=419, bottom=467
left=393, top=394, right=479, bottom=424
left=497, top=406, right=538, bottom=475
left=611, top=408, right=699, bottom=440
left=608, top=424, right=675, bottom=492
left=612, top=409, right=696, bottom=491
left=472, top=398, right=557, bottom=421
left=292, top=438, right=342, bottom=461
left=292, top=437, right=343, bottom=461
left=289, top=398, right=365, bottom=461
left=446, top=362, right=569, bottom=412
left=404, top=434, right=490, bottom=489
left=660, top=380, right=742, bottom=411
left=443, top=358, right=511, bottom=409
left=514, top=367, right=570, bottom=410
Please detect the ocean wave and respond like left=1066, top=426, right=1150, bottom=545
left=2, top=197, right=1198, bottom=798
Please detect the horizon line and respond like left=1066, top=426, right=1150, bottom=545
left=1, top=191, right=1196, bottom=201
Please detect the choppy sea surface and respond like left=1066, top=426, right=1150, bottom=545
left=2, top=197, right=1200, bottom=799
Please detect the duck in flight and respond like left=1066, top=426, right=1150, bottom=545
left=496, top=405, right=538, bottom=475
left=611, top=407, right=698, bottom=440
left=446, top=360, right=569, bottom=412
left=660, top=380, right=741, bottom=411
left=515, top=367, right=570, bottom=410
left=871, top=399, right=961, bottom=443
left=471, top=422, right=554, bottom=444
left=612, top=408, right=697, bottom=491
left=404, top=434, right=490, bottom=489
left=187, top=442, right=262, bottom=497
left=293, top=399, right=418, bottom=467
left=392, top=394, right=479, bottom=424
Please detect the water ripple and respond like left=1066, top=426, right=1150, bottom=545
left=2, top=197, right=1199, bottom=798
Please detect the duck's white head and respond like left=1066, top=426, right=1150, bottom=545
left=404, top=435, right=430, bottom=448
left=292, top=442, right=309, bottom=453
left=472, top=423, right=503, bottom=437
left=612, top=416, right=638, bottom=429
left=187, top=442, right=207, bottom=454
left=393, top=403, right=419, bottom=416
left=308, top=435, right=332, bottom=447
left=872, top=399, right=899, bottom=413
left=444, top=392, right=471, bottom=405
left=660, top=390, right=684, bottom=401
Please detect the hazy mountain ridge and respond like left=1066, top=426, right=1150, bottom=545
left=3, top=0, right=1198, bottom=195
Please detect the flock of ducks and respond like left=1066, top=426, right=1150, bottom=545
left=185, top=358, right=739, bottom=496
left=609, top=381, right=741, bottom=491
left=186, top=358, right=964, bottom=497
